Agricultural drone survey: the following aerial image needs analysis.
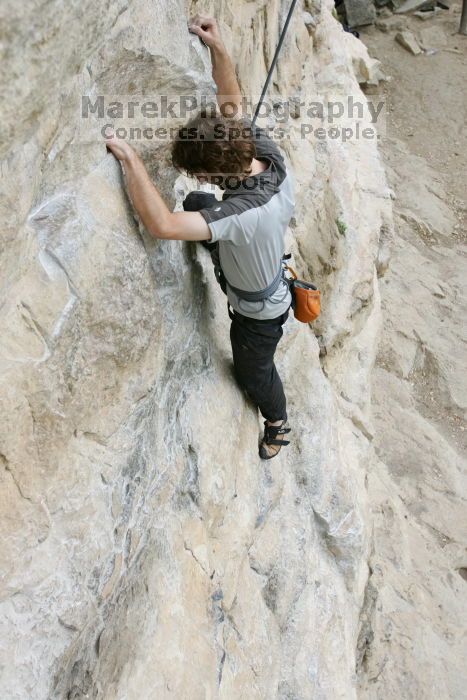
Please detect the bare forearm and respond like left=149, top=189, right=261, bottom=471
left=188, top=15, right=243, bottom=116
left=210, top=42, right=242, bottom=115
left=122, top=152, right=171, bottom=238
left=107, top=145, right=210, bottom=242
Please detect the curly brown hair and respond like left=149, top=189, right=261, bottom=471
left=171, top=113, right=256, bottom=179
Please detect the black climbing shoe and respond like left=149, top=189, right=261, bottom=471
left=259, top=420, right=291, bottom=460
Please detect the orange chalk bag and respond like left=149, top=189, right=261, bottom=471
left=282, top=259, right=321, bottom=324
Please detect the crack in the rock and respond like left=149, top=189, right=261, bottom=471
left=19, top=301, right=51, bottom=358
left=42, top=247, right=80, bottom=298
left=183, top=541, right=209, bottom=576
left=25, top=394, right=38, bottom=440
left=57, top=617, right=79, bottom=633
left=355, top=564, right=378, bottom=678
left=80, top=431, right=108, bottom=446
left=217, top=639, right=226, bottom=688
left=2, top=454, right=34, bottom=503
left=368, top=654, right=388, bottom=684
left=224, top=612, right=261, bottom=684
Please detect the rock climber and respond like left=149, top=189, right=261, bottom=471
left=105, top=15, right=294, bottom=459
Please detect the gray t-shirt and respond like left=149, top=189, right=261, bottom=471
left=198, top=119, right=295, bottom=320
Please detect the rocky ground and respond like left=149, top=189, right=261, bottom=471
left=357, top=5, right=467, bottom=697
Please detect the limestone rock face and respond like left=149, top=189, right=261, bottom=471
left=0, top=1, right=392, bottom=698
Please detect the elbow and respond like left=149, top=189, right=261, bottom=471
left=147, top=226, right=166, bottom=240
left=147, top=215, right=174, bottom=240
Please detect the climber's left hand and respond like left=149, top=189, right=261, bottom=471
left=188, top=15, right=222, bottom=49
left=105, top=134, right=136, bottom=162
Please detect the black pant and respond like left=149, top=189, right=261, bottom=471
left=229, top=307, right=290, bottom=423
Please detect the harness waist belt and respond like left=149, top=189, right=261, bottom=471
left=227, top=264, right=283, bottom=302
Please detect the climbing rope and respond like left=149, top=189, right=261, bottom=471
left=252, top=0, right=300, bottom=127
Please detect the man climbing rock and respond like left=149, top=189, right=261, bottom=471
left=106, top=15, right=294, bottom=459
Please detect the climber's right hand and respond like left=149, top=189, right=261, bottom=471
left=105, top=134, right=136, bottom=163
left=188, top=15, right=222, bottom=49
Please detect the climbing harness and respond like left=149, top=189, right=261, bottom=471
left=227, top=261, right=290, bottom=314
left=214, top=247, right=320, bottom=325
left=252, top=0, right=300, bottom=128
left=211, top=245, right=291, bottom=318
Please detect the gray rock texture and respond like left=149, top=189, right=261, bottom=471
left=343, top=0, right=377, bottom=27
